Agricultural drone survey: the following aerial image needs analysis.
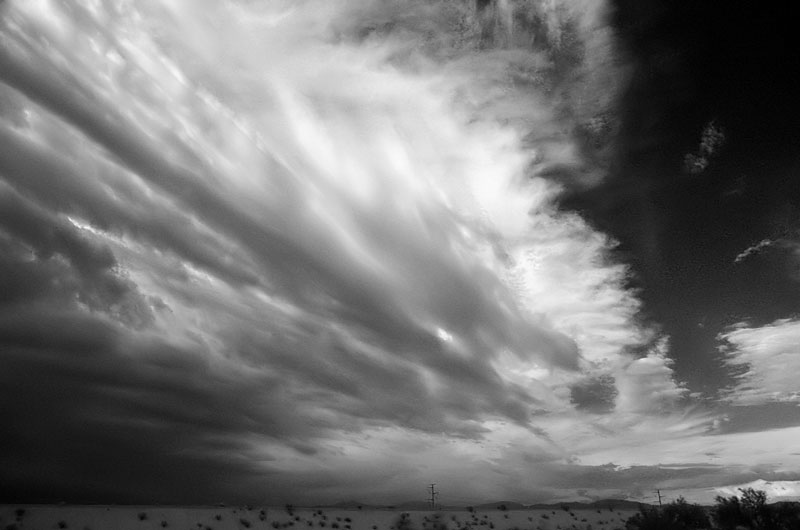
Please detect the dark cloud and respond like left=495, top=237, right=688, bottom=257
left=569, top=374, right=618, bottom=413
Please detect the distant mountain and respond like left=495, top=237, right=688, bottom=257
left=324, top=501, right=369, bottom=509
left=525, top=500, right=646, bottom=511
left=396, top=501, right=440, bottom=510
left=586, top=499, right=649, bottom=510
left=315, top=498, right=648, bottom=511
left=473, top=501, right=527, bottom=510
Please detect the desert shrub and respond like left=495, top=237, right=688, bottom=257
left=395, top=513, right=415, bottom=530
left=663, top=497, right=710, bottom=529
left=240, top=518, right=252, bottom=528
left=161, top=521, right=168, bottom=528
left=58, top=522, right=68, bottom=529
left=138, top=512, right=148, bottom=521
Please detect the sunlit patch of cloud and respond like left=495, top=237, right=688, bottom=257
left=719, top=318, right=800, bottom=406
left=683, top=120, right=725, bottom=175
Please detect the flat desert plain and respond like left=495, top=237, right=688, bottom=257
left=0, top=505, right=637, bottom=530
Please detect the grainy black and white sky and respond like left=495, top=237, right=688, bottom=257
left=1, top=0, right=800, bottom=506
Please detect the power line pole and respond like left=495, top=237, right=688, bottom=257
left=428, top=483, right=438, bottom=510
left=655, top=489, right=663, bottom=507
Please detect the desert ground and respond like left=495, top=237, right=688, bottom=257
left=0, top=505, right=637, bottom=530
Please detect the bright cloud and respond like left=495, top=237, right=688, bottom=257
left=719, top=318, right=800, bottom=406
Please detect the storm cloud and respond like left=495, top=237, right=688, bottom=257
left=0, top=0, right=757, bottom=505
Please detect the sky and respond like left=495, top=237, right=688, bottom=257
left=1, top=0, right=799, bottom=507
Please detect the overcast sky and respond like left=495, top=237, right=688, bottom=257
left=1, top=0, right=799, bottom=507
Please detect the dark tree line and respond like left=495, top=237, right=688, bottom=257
left=625, top=488, right=800, bottom=530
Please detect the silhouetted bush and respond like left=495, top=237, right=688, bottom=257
left=714, top=488, right=767, bottom=530
left=772, top=502, right=800, bottom=530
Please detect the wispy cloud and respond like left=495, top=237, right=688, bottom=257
left=683, top=120, right=726, bottom=175
left=734, top=238, right=776, bottom=263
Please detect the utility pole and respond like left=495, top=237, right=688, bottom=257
left=428, top=483, right=438, bottom=510
left=655, top=489, right=663, bottom=507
